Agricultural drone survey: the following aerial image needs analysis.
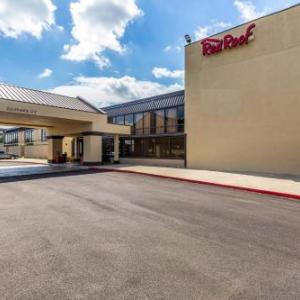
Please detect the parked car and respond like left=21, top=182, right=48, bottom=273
left=0, top=151, right=18, bottom=160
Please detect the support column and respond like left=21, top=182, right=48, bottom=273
left=114, top=134, right=120, bottom=163
left=73, top=137, right=78, bottom=159
left=47, top=136, right=64, bottom=163
left=82, top=133, right=103, bottom=166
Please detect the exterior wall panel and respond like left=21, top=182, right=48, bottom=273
left=185, top=5, right=300, bottom=175
left=24, top=145, right=48, bottom=159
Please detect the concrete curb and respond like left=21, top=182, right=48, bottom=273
left=95, top=168, right=300, bottom=202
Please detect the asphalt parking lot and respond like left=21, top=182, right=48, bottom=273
left=0, top=171, right=299, bottom=299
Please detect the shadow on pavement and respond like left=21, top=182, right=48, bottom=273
left=0, top=169, right=112, bottom=184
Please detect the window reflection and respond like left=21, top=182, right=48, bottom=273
left=24, top=129, right=34, bottom=144
left=108, top=105, right=184, bottom=136
left=143, top=112, right=151, bottom=135
left=125, top=114, right=134, bottom=126
left=177, top=106, right=184, bottom=133
left=120, top=136, right=184, bottom=160
left=116, top=116, right=124, bottom=125
left=135, top=113, right=143, bottom=135
left=155, top=110, right=165, bottom=134
left=166, top=108, right=177, bottom=133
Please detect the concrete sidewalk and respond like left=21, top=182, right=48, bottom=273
left=96, top=164, right=300, bottom=200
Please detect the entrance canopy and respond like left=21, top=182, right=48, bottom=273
left=0, top=83, right=128, bottom=135
left=0, top=83, right=130, bottom=164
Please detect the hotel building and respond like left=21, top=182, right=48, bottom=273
left=1, top=4, right=300, bottom=175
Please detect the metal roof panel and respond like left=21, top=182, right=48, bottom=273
left=102, top=90, right=184, bottom=117
left=0, top=83, right=100, bottom=113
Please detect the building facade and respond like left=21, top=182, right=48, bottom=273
left=3, top=127, right=76, bottom=159
left=0, top=83, right=129, bottom=164
left=102, top=90, right=186, bottom=167
left=1, top=4, right=300, bottom=175
left=2, top=90, right=186, bottom=166
left=185, top=4, right=300, bottom=175
left=3, top=128, right=48, bottom=158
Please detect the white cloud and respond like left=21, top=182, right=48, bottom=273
left=164, top=45, right=181, bottom=53
left=233, top=1, right=266, bottom=22
left=38, top=68, right=53, bottom=79
left=51, top=76, right=183, bottom=107
left=62, top=0, right=143, bottom=69
left=0, top=0, right=56, bottom=39
left=195, top=21, right=231, bottom=40
left=57, top=25, right=64, bottom=32
left=152, top=67, right=184, bottom=79
left=175, top=46, right=181, bottom=52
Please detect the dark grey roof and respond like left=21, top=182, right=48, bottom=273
left=102, top=90, right=184, bottom=117
left=0, top=83, right=101, bottom=113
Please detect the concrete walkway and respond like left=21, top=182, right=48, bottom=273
left=96, top=164, right=300, bottom=200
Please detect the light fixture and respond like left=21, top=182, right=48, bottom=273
left=185, top=34, right=192, bottom=44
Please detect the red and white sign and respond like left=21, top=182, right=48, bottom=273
left=201, top=23, right=256, bottom=56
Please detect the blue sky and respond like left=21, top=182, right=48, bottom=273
left=0, top=0, right=299, bottom=107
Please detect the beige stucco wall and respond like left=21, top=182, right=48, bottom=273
left=83, top=135, right=102, bottom=164
left=24, top=144, right=48, bottom=159
left=185, top=5, right=300, bottom=175
left=0, top=95, right=129, bottom=164
left=23, top=137, right=72, bottom=160
left=0, top=98, right=130, bottom=137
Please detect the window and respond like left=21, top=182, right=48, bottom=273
left=25, top=129, right=34, bottom=144
left=115, top=115, right=124, bottom=125
left=155, top=110, right=165, bottom=134
left=132, top=138, right=143, bottom=156
left=150, top=112, right=156, bottom=134
left=41, top=128, right=48, bottom=142
left=170, top=136, right=185, bottom=159
left=120, top=136, right=185, bottom=160
left=135, top=113, right=143, bottom=135
left=125, top=114, right=135, bottom=134
left=156, top=137, right=171, bottom=158
left=177, top=106, right=184, bottom=133
left=166, top=108, right=177, bottom=133
left=125, top=114, right=134, bottom=126
left=143, top=138, right=156, bottom=157
left=121, top=139, right=133, bottom=157
left=108, top=116, right=114, bottom=124
left=143, top=112, right=151, bottom=135
left=5, top=130, right=19, bottom=145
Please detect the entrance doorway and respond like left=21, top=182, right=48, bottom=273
left=102, top=136, right=114, bottom=163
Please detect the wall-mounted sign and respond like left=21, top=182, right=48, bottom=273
left=201, top=23, right=256, bottom=56
left=6, top=106, right=37, bottom=115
